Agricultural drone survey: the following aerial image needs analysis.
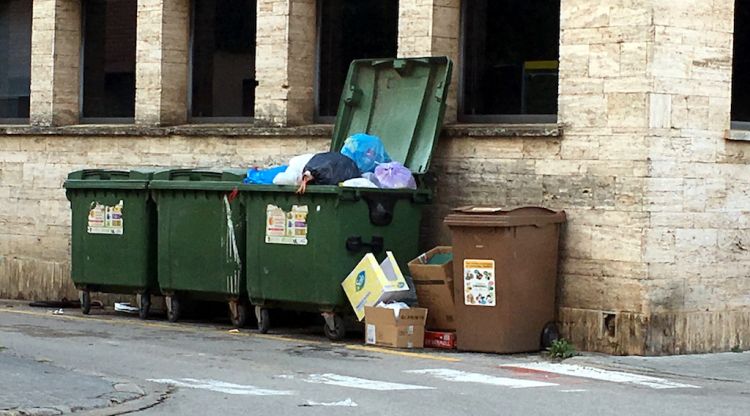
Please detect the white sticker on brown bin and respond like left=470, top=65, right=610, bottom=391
left=463, top=259, right=496, bottom=306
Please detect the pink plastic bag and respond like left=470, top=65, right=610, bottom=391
left=374, top=162, right=416, bottom=190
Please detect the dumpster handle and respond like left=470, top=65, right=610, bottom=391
left=339, top=188, right=360, bottom=202
left=345, top=236, right=384, bottom=254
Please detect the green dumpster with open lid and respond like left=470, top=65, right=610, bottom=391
left=149, top=169, right=248, bottom=326
left=64, top=169, right=157, bottom=318
left=240, top=56, right=453, bottom=339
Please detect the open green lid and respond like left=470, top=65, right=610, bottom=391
left=330, top=57, right=453, bottom=174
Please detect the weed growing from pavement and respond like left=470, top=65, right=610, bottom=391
left=731, top=345, right=742, bottom=353
left=547, top=338, right=577, bottom=360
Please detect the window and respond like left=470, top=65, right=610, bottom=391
left=461, top=0, right=560, bottom=123
left=191, top=0, right=257, bottom=120
left=317, top=0, right=398, bottom=120
left=0, top=0, right=32, bottom=122
left=81, top=0, right=137, bottom=120
left=733, top=0, right=750, bottom=127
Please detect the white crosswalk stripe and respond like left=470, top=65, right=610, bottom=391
left=299, top=373, right=435, bottom=391
left=147, top=378, right=295, bottom=396
left=500, top=363, right=700, bottom=389
left=405, top=368, right=558, bottom=389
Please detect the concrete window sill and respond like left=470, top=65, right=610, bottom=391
left=728, top=129, right=750, bottom=142
left=442, top=123, right=560, bottom=138
left=0, top=123, right=561, bottom=139
left=0, top=124, right=334, bottom=138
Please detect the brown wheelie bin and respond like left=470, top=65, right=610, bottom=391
left=444, top=206, right=566, bottom=353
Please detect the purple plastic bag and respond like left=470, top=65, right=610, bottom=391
left=374, top=162, right=416, bottom=190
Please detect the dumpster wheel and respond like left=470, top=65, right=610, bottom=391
left=229, top=301, right=248, bottom=328
left=256, top=307, right=270, bottom=334
left=80, top=290, right=91, bottom=315
left=137, top=293, right=151, bottom=320
left=323, top=313, right=346, bottom=341
left=166, top=295, right=180, bottom=323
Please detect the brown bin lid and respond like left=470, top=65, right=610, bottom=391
left=444, top=206, right=566, bottom=228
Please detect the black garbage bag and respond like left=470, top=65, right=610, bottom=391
left=298, top=152, right=361, bottom=193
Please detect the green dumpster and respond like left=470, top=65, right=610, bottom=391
left=149, top=169, right=248, bottom=326
left=64, top=169, right=157, bottom=319
left=241, top=57, right=452, bottom=339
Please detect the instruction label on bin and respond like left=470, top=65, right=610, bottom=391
left=87, top=201, right=124, bottom=235
left=265, top=204, right=308, bottom=245
left=463, top=259, right=495, bottom=306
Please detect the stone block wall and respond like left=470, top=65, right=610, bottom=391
left=30, top=0, right=80, bottom=126
left=135, top=0, right=190, bottom=126
left=398, top=0, right=460, bottom=122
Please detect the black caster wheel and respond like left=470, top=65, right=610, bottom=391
left=541, top=321, right=561, bottom=349
left=256, top=307, right=270, bottom=334
left=166, top=295, right=180, bottom=323
left=80, top=290, right=91, bottom=315
left=229, top=301, right=248, bottom=328
left=137, top=293, right=151, bottom=320
left=323, top=314, right=346, bottom=341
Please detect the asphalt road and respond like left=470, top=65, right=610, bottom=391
left=0, top=302, right=748, bottom=416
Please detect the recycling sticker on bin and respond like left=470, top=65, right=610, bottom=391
left=265, top=204, right=308, bottom=245
left=463, top=259, right=496, bottom=306
left=87, top=200, right=124, bottom=235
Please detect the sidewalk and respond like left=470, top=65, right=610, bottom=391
left=0, top=352, right=149, bottom=416
left=569, top=351, right=750, bottom=384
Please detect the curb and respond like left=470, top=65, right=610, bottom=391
left=75, top=384, right=173, bottom=416
left=0, top=383, right=171, bottom=416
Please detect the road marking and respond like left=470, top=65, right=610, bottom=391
left=501, top=363, right=700, bottom=389
left=405, top=369, right=558, bottom=389
left=300, top=373, right=434, bottom=391
left=345, top=345, right=461, bottom=362
left=559, top=389, right=588, bottom=393
left=300, top=398, right=358, bottom=407
left=147, top=378, right=295, bottom=396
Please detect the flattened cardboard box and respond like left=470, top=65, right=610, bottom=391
left=342, top=252, right=409, bottom=321
left=408, top=246, right=456, bottom=331
left=364, top=306, right=428, bottom=349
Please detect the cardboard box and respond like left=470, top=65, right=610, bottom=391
left=407, top=247, right=456, bottom=331
left=424, top=330, right=457, bottom=350
left=342, top=252, right=410, bottom=321
left=364, top=306, right=428, bottom=349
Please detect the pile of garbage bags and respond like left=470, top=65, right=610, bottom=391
left=243, top=133, right=417, bottom=192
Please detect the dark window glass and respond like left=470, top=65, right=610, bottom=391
left=461, top=0, right=560, bottom=119
left=317, top=0, right=398, bottom=118
left=733, top=1, right=750, bottom=122
left=82, top=0, right=137, bottom=118
left=0, top=0, right=32, bottom=120
left=191, top=0, right=257, bottom=118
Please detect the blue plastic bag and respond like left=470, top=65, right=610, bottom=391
left=340, top=133, right=391, bottom=173
left=243, top=165, right=288, bottom=184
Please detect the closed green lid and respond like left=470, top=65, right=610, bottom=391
left=151, top=168, right=245, bottom=182
left=66, top=169, right=155, bottom=181
left=330, top=57, right=453, bottom=174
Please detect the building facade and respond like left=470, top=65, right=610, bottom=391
left=1, top=0, right=749, bottom=355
